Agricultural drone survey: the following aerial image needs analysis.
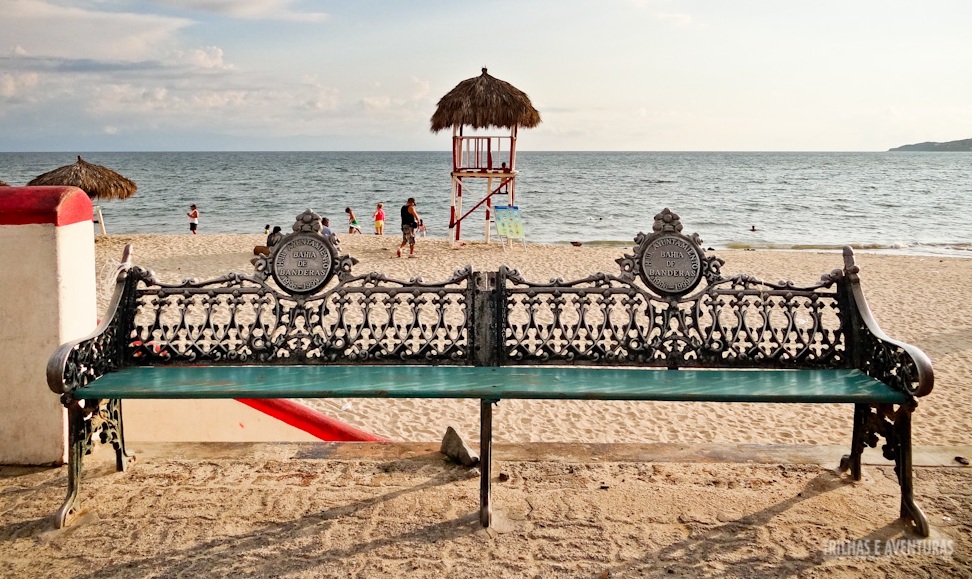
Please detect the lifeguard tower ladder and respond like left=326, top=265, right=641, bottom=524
left=431, top=68, right=540, bottom=244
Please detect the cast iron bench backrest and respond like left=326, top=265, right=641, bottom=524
left=496, top=263, right=845, bottom=369
left=124, top=266, right=477, bottom=366
left=102, top=208, right=925, bottom=397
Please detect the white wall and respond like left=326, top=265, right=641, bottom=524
left=0, top=220, right=95, bottom=464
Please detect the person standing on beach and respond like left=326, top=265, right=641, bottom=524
left=345, top=207, right=362, bottom=234
left=187, top=204, right=199, bottom=234
left=373, top=203, right=385, bottom=235
left=321, top=217, right=333, bottom=236
left=398, top=197, right=420, bottom=258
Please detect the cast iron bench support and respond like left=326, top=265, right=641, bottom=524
left=480, top=399, right=498, bottom=528
left=56, top=398, right=135, bottom=528
left=842, top=402, right=928, bottom=536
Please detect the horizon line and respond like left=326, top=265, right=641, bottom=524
left=0, top=148, right=929, bottom=154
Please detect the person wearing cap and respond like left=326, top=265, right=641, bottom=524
left=398, top=197, right=420, bottom=258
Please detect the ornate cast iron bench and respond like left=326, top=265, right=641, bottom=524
left=48, top=208, right=934, bottom=535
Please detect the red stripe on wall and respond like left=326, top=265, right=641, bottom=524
left=0, top=187, right=92, bottom=226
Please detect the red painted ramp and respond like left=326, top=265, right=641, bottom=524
left=236, top=398, right=389, bottom=442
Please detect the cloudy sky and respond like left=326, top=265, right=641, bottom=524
left=1, top=0, right=970, bottom=151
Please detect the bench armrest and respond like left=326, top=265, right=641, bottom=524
left=844, top=247, right=934, bottom=398
left=47, top=246, right=135, bottom=399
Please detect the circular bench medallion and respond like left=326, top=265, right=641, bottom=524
left=270, top=234, right=336, bottom=295
left=639, top=232, right=704, bottom=296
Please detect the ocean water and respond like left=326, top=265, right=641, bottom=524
left=2, top=151, right=971, bottom=257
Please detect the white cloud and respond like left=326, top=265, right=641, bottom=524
left=182, top=46, right=232, bottom=69
left=88, top=84, right=171, bottom=114
left=87, top=83, right=257, bottom=117
left=191, top=90, right=248, bottom=109
left=354, top=76, right=432, bottom=116
left=360, top=96, right=396, bottom=111
left=0, top=72, right=38, bottom=97
left=303, top=89, right=340, bottom=111
left=0, top=0, right=192, bottom=62
left=153, top=0, right=326, bottom=22
left=299, top=76, right=340, bottom=111
left=410, top=76, right=430, bottom=101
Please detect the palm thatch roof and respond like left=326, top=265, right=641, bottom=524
left=430, top=68, right=541, bottom=133
left=28, top=155, right=137, bottom=201
left=0, top=180, right=9, bottom=187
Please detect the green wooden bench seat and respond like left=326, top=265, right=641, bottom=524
left=48, top=208, right=934, bottom=535
left=78, top=365, right=909, bottom=405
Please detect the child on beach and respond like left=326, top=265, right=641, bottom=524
left=345, top=207, right=362, bottom=234
left=373, top=203, right=385, bottom=235
left=186, top=204, right=199, bottom=234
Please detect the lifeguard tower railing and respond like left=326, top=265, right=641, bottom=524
left=453, top=135, right=513, bottom=172
left=449, top=133, right=518, bottom=243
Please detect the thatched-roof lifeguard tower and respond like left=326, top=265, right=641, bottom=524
left=431, top=68, right=540, bottom=243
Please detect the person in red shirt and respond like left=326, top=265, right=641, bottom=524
left=373, top=203, right=385, bottom=235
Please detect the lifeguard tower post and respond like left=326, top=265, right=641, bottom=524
left=430, top=68, right=540, bottom=243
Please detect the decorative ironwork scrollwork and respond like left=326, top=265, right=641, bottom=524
left=53, top=224, right=930, bottom=401
left=48, top=266, right=140, bottom=396
left=502, top=253, right=846, bottom=368
left=858, top=319, right=927, bottom=395
left=124, top=265, right=474, bottom=366
left=841, top=247, right=932, bottom=397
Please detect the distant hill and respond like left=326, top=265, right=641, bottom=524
left=889, top=138, right=972, bottom=152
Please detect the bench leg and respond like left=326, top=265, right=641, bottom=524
left=105, top=399, right=136, bottom=473
left=893, top=409, right=929, bottom=537
left=840, top=403, right=868, bottom=480
left=55, top=402, right=90, bottom=528
left=54, top=399, right=137, bottom=528
left=479, top=399, right=498, bottom=528
left=839, top=403, right=929, bottom=537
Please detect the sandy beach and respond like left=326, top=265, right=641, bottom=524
left=2, top=442, right=970, bottom=577
left=1, top=232, right=970, bottom=577
left=91, top=233, right=972, bottom=448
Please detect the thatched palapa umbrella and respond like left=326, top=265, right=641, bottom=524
left=430, top=68, right=541, bottom=132
left=28, top=155, right=137, bottom=201
left=29, top=155, right=136, bottom=234
left=430, top=68, right=540, bottom=243
left=0, top=181, right=10, bottom=187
